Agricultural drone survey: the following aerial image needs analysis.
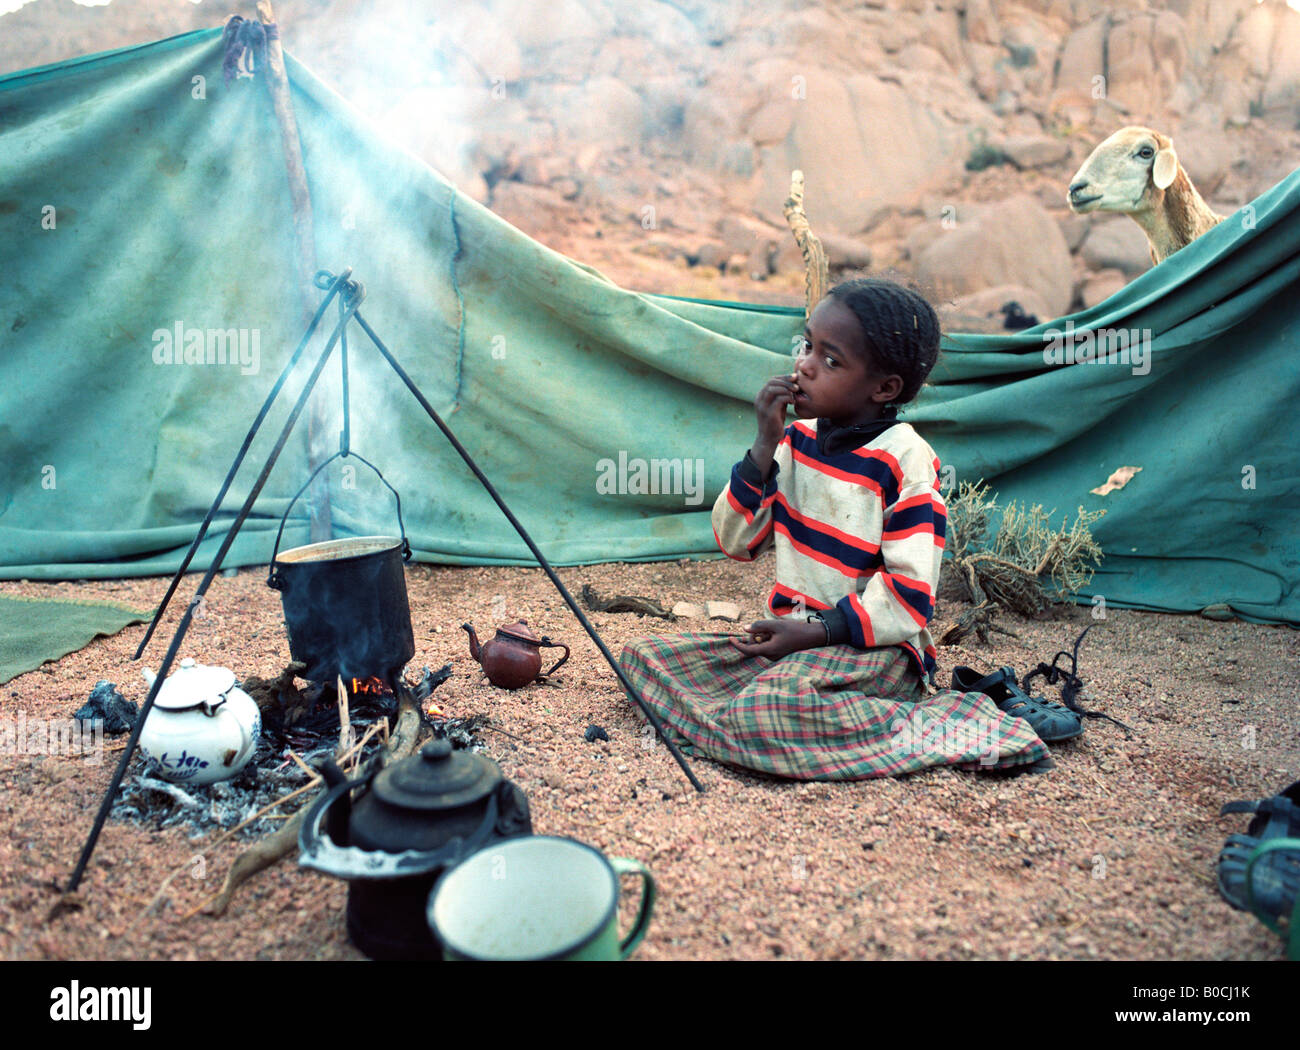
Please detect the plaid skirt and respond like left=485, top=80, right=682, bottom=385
left=619, top=633, right=1049, bottom=780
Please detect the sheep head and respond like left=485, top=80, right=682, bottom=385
left=1067, top=125, right=1224, bottom=265
left=1067, top=126, right=1178, bottom=218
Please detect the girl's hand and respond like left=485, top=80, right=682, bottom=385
left=729, top=618, right=824, bottom=659
left=750, top=375, right=799, bottom=475
left=754, top=375, right=797, bottom=446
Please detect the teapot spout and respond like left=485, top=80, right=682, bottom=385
left=461, top=623, right=482, bottom=663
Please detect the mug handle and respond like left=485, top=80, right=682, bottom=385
left=609, top=857, right=656, bottom=960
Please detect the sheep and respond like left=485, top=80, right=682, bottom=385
left=1067, top=126, right=1224, bottom=265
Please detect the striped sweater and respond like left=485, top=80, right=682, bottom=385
left=712, top=418, right=947, bottom=682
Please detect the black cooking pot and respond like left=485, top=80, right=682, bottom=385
left=266, top=453, right=415, bottom=684
left=299, top=740, right=533, bottom=960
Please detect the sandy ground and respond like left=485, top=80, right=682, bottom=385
left=0, top=557, right=1296, bottom=961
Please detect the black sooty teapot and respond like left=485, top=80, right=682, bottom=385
left=298, top=739, right=532, bottom=960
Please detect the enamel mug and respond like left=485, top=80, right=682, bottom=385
left=427, top=836, right=655, bottom=960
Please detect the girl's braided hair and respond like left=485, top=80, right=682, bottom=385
left=827, top=278, right=941, bottom=406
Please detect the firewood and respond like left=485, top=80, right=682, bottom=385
left=580, top=583, right=674, bottom=619
left=182, top=689, right=423, bottom=919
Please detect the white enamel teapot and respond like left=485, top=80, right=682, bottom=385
left=139, top=658, right=262, bottom=786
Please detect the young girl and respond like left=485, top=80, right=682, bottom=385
left=619, top=278, right=1051, bottom=779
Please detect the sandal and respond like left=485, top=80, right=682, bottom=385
left=1217, top=779, right=1300, bottom=915
left=1023, top=624, right=1134, bottom=736
left=1246, top=838, right=1300, bottom=960
left=951, top=665, right=1084, bottom=743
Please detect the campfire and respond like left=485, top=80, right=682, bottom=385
left=109, top=663, right=458, bottom=839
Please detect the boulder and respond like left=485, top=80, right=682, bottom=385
left=1080, top=268, right=1129, bottom=308
left=755, top=71, right=963, bottom=234
left=819, top=233, right=874, bottom=270
left=489, top=182, right=575, bottom=240
left=1053, top=16, right=1109, bottom=104
left=1168, top=117, right=1234, bottom=195
left=665, top=0, right=748, bottom=46
left=1166, top=0, right=1255, bottom=63
left=963, top=0, right=1000, bottom=46
left=639, top=75, right=693, bottom=140
left=562, top=77, right=646, bottom=151
left=945, top=284, right=1052, bottom=327
left=693, top=242, right=729, bottom=269
left=914, top=196, right=1074, bottom=319
left=439, top=6, right=523, bottom=82
left=1104, top=11, right=1190, bottom=120
left=615, top=1, right=704, bottom=53
left=1057, top=212, right=1092, bottom=253
left=718, top=215, right=783, bottom=277
left=1262, top=8, right=1300, bottom=114
left=895, top=44, right=952, bottom=75
left=681, top=90, right=747, bottom=170
left=493, top=0, right=614, bottom=71
left=1001, top=135, right=1071, bottom=169
left=1231, top=1, right=1279, bottom=80
left=1079, top=219, right=1154, bottom=276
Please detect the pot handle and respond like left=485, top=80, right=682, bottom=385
left=537, top=638, right=570, bottom=679
left=267, top=450, right=411, bottom=589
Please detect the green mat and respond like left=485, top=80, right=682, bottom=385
left=0, top=29, right=1297, bottom=627
left=0, top=595, right=154, bottom=685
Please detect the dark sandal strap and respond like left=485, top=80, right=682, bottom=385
left=964, top=666, right=1017, bottom=695
left=1220, top=796, right=1300, bottom=840
left=1023, top=625, right=1136, bottom=736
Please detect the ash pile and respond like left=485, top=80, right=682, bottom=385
left=97, top=663, right=485, bottom=839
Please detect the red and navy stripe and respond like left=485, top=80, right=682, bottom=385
left=771, top=496, right=885, bottom=578
left=883, top=492, right=947, bottom=544
left=786, top=425, right=903, bottom=506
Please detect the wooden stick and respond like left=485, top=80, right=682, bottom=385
left=345, top=720, right=382, bottom=775
left=154, top=776, right=322, bottom=916
left=149, top=727, right=384, bottom=916
left=183, top=693, right=424, bottom=919
left=256, top=0, right=331, bottom=543
left=782, top=170, right=829, bottom=319
left=285, top=748, right=315, bottom=778
left=335, top=674, right=356, bottom=759
left=479, top=722, right=524, bottom=743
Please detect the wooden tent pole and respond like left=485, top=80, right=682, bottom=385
left=257, top=0, right=331, bottom=542
left=783, top=170, right=829, bottom=319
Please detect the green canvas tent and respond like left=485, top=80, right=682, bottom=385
left=1, top=29, right=1297, bottom=625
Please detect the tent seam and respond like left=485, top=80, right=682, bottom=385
left=450, top=188, right=466, bottom=411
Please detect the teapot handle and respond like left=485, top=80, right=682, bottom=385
left=537, top=639, right=570, bottom=680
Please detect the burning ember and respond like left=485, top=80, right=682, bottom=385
left=349, top=676, right=390, bottom=697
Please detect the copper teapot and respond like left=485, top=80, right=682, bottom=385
left=461, top=620, right=570, bottom=690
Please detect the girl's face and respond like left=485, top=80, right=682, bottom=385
left=792, top=297, right=903, bottom=426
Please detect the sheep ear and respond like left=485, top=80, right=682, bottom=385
left=1152, top=145, right=1178, bottom=190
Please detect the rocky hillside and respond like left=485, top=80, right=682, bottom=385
left=4, top=0, right=1299, bottom=322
